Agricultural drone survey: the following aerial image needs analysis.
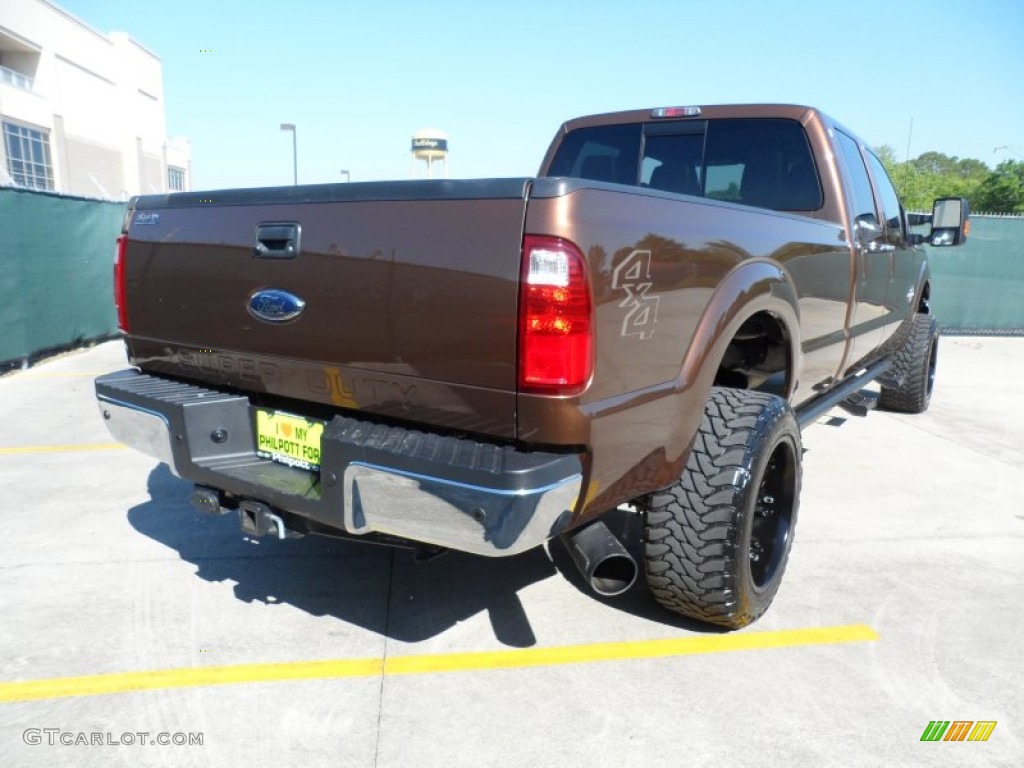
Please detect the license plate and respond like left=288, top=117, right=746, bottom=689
left=255, top=409, right=324, bottom=471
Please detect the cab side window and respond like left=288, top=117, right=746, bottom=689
left=835, top=131, right=878, bottom=229
left=866, top=151, right=905, bottom=241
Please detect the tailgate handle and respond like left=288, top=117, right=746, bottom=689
left=254, top=222, right=301, bottom=259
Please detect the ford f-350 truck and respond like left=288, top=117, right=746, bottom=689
left=95, top=104, right=968, bottom=628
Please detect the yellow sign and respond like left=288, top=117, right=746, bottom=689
left=255, top=410, right=324, bottom=471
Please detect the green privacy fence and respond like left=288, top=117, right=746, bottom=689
left=0, top=189, right=1020, bottom=369
left=928, top=215, right=1024, bottom=334
left=0, top=187, right=125, bottom=368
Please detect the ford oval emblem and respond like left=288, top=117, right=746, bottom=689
left=248, top=289, right=305, bottom=323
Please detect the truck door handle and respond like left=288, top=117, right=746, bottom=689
left=254, top=222, right=301, bottom=258
left=867, top=241, right=895, bottom=253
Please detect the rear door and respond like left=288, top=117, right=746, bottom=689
left=834, top=129, right=892, bottom=367
left=865, top=149, right=923, bottom=338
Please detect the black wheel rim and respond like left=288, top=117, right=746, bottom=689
left=748, top=439, right=797, bottom=590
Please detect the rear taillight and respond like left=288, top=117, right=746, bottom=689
left=519, top=235, right=593, bottom=394
left=114, top=234, right=128, bottom=332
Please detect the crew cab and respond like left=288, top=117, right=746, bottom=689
left=96, top=104, right=968, bottom=628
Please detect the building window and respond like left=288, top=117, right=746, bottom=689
left=3, top=121, right=54, bottom=191
left=168, top=166, right=186, bottom=191
left=0, top=63, right=34, bottom=91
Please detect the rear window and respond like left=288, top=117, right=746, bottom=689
left=548, top=118, right=822, bottom=212
left=545, top=123, right=641, bottom=186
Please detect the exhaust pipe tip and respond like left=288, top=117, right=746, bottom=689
left=588, top=552, right=638, bottom=597
left=562, top=519, right=638, bottom=598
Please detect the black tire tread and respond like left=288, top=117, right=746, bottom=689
left=643, top=388, right=799, bottom=628
left=879, top=313, right=938, bottom=414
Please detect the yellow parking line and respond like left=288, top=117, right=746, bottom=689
left=386, top=623, right=878, bottom=674
left=0, top=443, right=126, bottom=455
left=0, top=624, right=877, bottom=703
left=1, top=658, right=384, bottom=704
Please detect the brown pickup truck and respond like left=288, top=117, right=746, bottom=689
left=95, top=104, right=968, bottom=628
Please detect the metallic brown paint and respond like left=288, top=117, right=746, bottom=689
left=522, top=104, right=927, bottom=523
left=118, top=103, right=927, bottom=536
left=518, top=185, right=849, bottom=522
left=123, top=196, right=528, bottom=437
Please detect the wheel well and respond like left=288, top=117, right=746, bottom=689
left=919, top=281, right=931, bottom=314
left=714, top=312, right=791, bottom=395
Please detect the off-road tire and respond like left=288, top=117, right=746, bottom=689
left=878, top=313, right=938, bottom=414
left=643, top=387, right=802, bottom=629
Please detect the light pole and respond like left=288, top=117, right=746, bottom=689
left=340, top=170, right=350, bottom=182
left=280, top=123, right=297, bottom=185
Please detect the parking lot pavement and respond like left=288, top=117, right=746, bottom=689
left=1, top=337, right=1022, bottom=767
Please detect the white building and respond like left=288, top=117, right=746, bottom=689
left=0, top=0, right=190, bottom=199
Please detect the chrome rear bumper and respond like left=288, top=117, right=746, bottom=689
left=96, top=369, right=582, bottom=556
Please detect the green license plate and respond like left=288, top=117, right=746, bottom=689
left=255, top=409, right=324, bottom=471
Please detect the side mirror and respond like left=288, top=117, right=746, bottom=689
left=929, top=197, right=970, bottom=246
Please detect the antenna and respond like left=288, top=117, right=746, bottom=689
left=901, top=117, right=914, bottom=195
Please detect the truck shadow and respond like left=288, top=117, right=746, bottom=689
left=129, top=465, right=718, bottom=650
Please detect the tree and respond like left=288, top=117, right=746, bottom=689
left=874, top=144, right=992, bottom=211
left=974, top=160, right=1024, bottom=213
left=911, top=151, right=958, bottom=176
left=955, top=158, right=989, bottom=180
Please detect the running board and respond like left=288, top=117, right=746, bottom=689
left=795, top=360, right=892, bottom=429
left=837, top=391, right=876, bottom=418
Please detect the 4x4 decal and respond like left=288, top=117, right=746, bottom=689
left=612, top=250, right=660, bottom=340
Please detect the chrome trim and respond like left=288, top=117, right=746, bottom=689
left=96, top=396, right=177, bottom=472
left=96, top=369, right=585, bottom=556
left=343, top=461, right=582, bottom=557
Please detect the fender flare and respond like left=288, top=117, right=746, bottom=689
left=677, top=258, right=802, bottom=403
left=573, top=258, right=803, bottom=520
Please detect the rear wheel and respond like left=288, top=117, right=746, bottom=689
left=643, top=388, right=802, bottom=629
left=878, top=313, right=938, bottom=414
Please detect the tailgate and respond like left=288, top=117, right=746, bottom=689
left=122, top=179, right=530, bottom=438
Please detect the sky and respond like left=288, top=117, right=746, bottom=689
left=57, top=0, right=1024, bottom=191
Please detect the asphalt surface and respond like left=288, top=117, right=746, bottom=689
left=0, top=337, right=1021, bottom=767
